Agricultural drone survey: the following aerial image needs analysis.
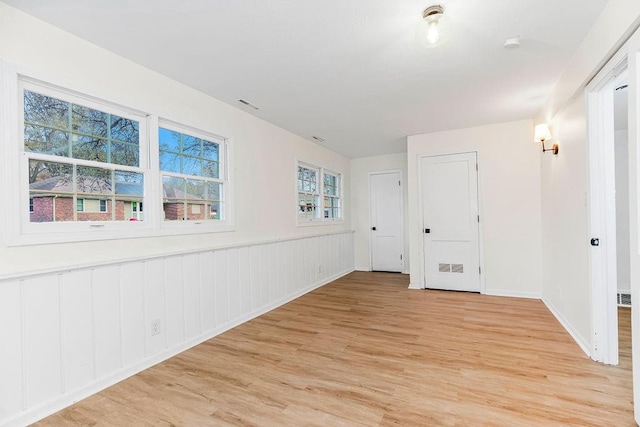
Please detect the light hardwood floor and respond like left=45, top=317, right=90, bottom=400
left=38, top=271, right=634, bottom=426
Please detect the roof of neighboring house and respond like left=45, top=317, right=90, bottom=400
left=30, top=175, right=143, bottom=197
left=29, top=175, right=215, bottom=201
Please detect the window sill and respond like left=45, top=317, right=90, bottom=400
left=6, top=221, right=235, bottom=246
left=296, top=218, right=344, bottom=227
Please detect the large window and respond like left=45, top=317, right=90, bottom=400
left=9, top=75, right=233, bottom=244
left=23, top=86, right=144, bottom=224
left=159, top=124, right=226, bottom=221
left=297, top=162, right=342, bottom=223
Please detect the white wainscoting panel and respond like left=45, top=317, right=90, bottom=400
left=0, top=280, right=23, bottom=419
left=92, top=265, right=122, bottom=379
left=120, top=262, right=146, bottom=367
left=61, top=270, right=94, bottom=393
left=0, top=231, right=354, bottom=426
left=24, top=275, right=62, bottom=408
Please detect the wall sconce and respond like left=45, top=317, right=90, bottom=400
left=534, top=123, right=559, bottom=155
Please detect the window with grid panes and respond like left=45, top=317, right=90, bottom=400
left=297, top=164, right=320, bottom=220
left=23, top=86, right=145, bottom=224
left=323, top=172, right=341, bottom=219
left=159, top=125, right=225, bottom=221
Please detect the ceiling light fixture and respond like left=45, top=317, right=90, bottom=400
left=422, top=5, right=444, bottom=45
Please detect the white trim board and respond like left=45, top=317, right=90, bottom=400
left=542, top=297, right=592, bottom=359
left=483, top=290, right=541, bottom=299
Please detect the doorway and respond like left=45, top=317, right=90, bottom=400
left=585, top=23, right=640, bottom=424
left=587, top=60, right=628, bottom=365
left=419, top=152, right=481, bottom=292
left=370, top=170, right=404, bottom=272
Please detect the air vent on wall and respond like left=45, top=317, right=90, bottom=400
left=451, top=264, right=464, bottom=273
left=618, top=292, right=631, bottom=306
left=238, top=99, right=260, bottom=110
left=438, top=263, right=464, bottom=273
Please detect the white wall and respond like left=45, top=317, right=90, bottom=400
left=351, top=153, right=409, bottom=273
left=537, top=1, right=640, bottom=356
left=540, top=96, right=592, bottom=348
left=407, top=119, right=542, bottom=297
left=615, top=129, right=631, bottom=292
left=0, top=2, right=351, bottom=277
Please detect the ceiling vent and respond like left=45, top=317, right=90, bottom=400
left=238, top=99, right=259, bottom=110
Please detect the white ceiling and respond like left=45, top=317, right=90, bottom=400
left=4, top=0, right=609, bottom=158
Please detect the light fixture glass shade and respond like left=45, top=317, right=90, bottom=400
left=420, top=5, right=445, bottom=47
left=534, top=123, right=552, bottom=142
left=426, top=22, right=440, bottom=44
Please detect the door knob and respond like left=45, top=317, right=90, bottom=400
left=372, top=227, right=376, bottom=231
left=425, top=228, right=430, bottom=233
left=591, top=238, right=599, bottom=246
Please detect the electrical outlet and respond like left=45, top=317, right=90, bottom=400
left=151, top=319, right=161, bottom=336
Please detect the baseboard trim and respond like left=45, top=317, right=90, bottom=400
left=5, top=268, right=354, bottom=427
left=408, top=282, right=423, bottom=290
left=542, top=297, right=592, bottom=359
left=484, top=289, right=541, bottom=299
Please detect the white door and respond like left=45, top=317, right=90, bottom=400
left=370, top=171, right=404, bottom=272
left=420, top=153, right=480, bottom=291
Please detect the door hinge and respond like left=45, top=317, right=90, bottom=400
left=399, top=180, right=401, bottom=186
left=400, top=254, right=403, bottom=260
left=477, top=215, right=480, bottom=223
left=475, top=163, right=478, bottom=171
left=479, top=266, right=481, bottom=274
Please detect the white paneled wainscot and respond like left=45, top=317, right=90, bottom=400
left=0, top=231, right=354, bottom=426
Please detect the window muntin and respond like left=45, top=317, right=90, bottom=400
left=298, top=165, right=319, bottom=220
left=23, top=86, right=145, bottom=224
left=159, top=125, right=225, bottom=221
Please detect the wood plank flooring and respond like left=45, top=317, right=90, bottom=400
left=38, top=271, right=634, bottom=426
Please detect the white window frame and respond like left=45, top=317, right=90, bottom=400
left=296, top=161, right=343, bottom=226
left=0, top=61, right=234, bottom=246
left=157, top=119, right=232, bottom=230
left=322, top=169, right=342, bottom=221
left=16, top=76, right=150, bottom=241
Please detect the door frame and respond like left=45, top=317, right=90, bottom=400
left=368, top=169, right=405, bottom=272
left=417, top=151, right=485, bottom=292
left=585, top=50, right=628, bottom=365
